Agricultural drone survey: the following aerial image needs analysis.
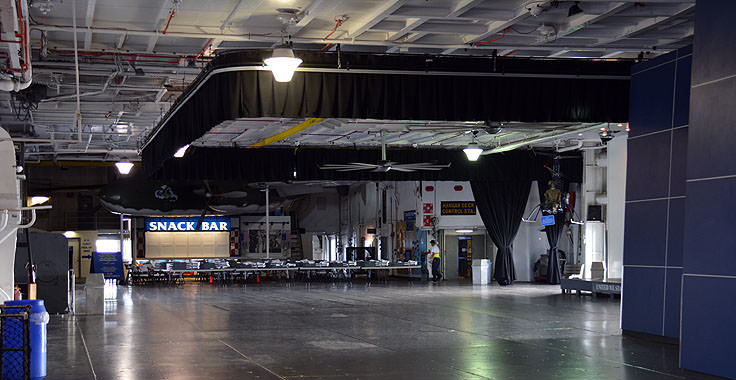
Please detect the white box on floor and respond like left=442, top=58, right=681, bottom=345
left=85, top=273, right=105, bottom=315
left=472, top=259, right=491, bottom=285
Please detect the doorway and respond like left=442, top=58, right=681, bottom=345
left=458, top=236, right=472, bottom=279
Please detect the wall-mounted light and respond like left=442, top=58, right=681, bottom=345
left=456, top=229, right=474, bottom=233
left=173, top=144, right=190, bottom=158
left=264, top=46, right=302, bottom=82
left=29, top=196, right=50, bottom=206
left=115, top=161, right=134, bottom=175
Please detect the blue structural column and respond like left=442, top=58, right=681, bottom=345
left=622, top=47, right=690, bottom=339
left=680, top=1, right=736, bottom=378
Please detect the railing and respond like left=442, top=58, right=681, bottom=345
left=0, top=304, right=31, bottom=380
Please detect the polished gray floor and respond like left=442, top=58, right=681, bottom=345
left=47, top=281, right=723, bottom=380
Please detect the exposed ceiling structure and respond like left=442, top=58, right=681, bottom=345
left=0, top=0, right=694, bottom=162
left=194, top=117, right=626, bottom=154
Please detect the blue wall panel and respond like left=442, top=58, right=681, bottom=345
left=622, top=267, right=665, bottom=336
left=623, top=200, right=667, bottom=266
left=623, top=47, right=690, bottom=339
left=686, top=79, right=736, bottom=180
left=680, top=276, right=736, bottom=378
left=625, top=132, right=671, bottom=201
left=683, top=179, right=736, bottom=277
left=669, top=127, right=688, bottom=197
left=662, top=267, right=682, bottom=338
left=673, top=55, right=691, bottom=128
left=690, top=2, right=736, bottom=86
left=628, top=59, right=675, bottom=138
left=681, top=1, right=736, bottom=376
left=666, top=198, right=685, bottom=267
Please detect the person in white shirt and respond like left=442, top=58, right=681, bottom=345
left=428, top=240, right=442, bottom=283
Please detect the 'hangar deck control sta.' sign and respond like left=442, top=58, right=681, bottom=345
left=440, top=201, right=476, bottom=215
left=145, top=216, right=230, bottom=232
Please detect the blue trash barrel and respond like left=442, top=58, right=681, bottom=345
left=4, top=299, right=48, bottom=380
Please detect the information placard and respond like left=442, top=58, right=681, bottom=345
left=440, top=201, right=476, bottom=215
left=404, top=210, right=416, bottom=231
left=92, top=252, right=124, bottom=279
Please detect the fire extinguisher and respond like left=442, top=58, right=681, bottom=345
left=13, top=286, right=22, bottom=300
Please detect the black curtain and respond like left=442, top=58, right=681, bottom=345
left=470, top=180, right=531, bottom=286
left=142, top=51, right=630, bottom=176
left=536, top=181, right=567, bottom=285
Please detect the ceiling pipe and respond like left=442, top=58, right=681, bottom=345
left=25, top=149, right=138, bottom=155
left=72, top=0, right=82, bottom=143
left=482, top=124, right=605, bottom=155
left=0, top=0, right=32, bottom=92
left=34, top=61, right=202, bottom=75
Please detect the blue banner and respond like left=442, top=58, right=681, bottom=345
left=92, top=252, right=124, bottom=279
left=145, top=216, right=231, bottom=232
left=404, top=210, right=416, bottom=231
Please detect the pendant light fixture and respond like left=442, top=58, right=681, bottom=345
left=173, top=144, right=189, bottom=158
left=463, top=131, right=483, bottom=161
left=115, top=161, right=134, bottom=175
left=264, top=45, right=302, bottom=82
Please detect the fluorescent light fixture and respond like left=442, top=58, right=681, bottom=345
left=115, top=161, right=134, bottom=175
left=29, top=196, right=50, bottom=206
left=264, top=47, right=302, bottom=82
left=63, top=231, right=77, bottom=238
left=456, top=229, right=474, bottom=233
left=95, top=238, right=121, bottom=253
left=463, top=142, right=483, bottom=161
left=174, top=144, right=190, bottom=158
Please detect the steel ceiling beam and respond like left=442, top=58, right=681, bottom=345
left=83, top=0, right=97, bottom=49
left=592, top=3, right=695, bottom=46
left=347, top=0, right=407, bottom=38
left=534, top=2, right=631, bottom=44
left=35, top=25, right=675, bottom=54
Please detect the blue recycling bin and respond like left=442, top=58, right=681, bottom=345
left=3, top=299, right=48, bottom=380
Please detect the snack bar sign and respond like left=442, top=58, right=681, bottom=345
left=145, top=217, right=230, bottom=232
left=440, top=201, right=476, bottom=215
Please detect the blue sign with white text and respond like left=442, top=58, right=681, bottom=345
left=145, top=216, right=231, bottom=232
left=404, top=210, right=416, bottom=231
left=92, top=251, right=124, bottom=279
left=541, top=215, right=555, bottom=226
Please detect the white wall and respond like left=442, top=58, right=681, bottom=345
left=420, top=181, right=485, bottom=230
left=512, top=181, right=549, bottom=282
left=145, top=231, right=229, bottom=258
left=606, top=135, right=627, bottom=279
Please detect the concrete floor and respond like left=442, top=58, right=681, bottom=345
left=46, top=281, right=723, bottom=380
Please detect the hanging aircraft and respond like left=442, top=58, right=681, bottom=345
left=99, top=178, right=283, bottom=217
left=522, top=153, right=584, bottom=225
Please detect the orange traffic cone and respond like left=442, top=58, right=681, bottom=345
left=256, top=274, right=260, bottom=283
left=209, top=275, right=213, bottom=284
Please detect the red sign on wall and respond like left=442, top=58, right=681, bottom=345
left=423, top=203, right=433, bottom=214
left=423, top=215, right=433, bottom=227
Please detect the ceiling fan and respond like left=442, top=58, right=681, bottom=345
left=319, top=130, right=451, bottom=173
